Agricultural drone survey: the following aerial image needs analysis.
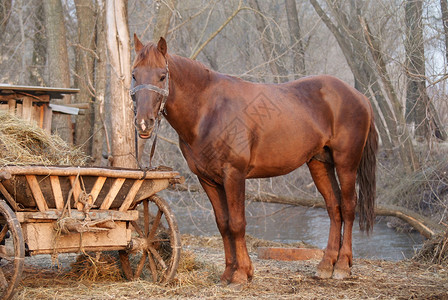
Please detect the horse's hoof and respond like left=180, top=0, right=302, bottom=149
left=316, top=268, right=333, bottom=279
left=332, top=268, right=351, bottom=280
left=227, top=283, right=245, bottom=292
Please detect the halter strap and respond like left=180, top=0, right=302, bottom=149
left=130, top=61, right=170, bottom=116
left=131, top=60, right=169, bottom=168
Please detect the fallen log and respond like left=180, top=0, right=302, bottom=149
left=172, top=185, right=444, bottom=239
left=246, top=192, right=445, bottom=239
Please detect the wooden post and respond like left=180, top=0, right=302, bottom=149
left=22, top=97, right=33, bottom=122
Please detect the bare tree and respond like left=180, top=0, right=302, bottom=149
left=91, top=0, right=108, bottom=166
left=74, top=0, right=96, bottom=155
left=106, top=0, right=136, bottom=168
left=43, top=0, right=73, bottom=144
left=442, top=0, right=448, bottom=64
left=309, top=0, right=419, bottom=172
left=248, top=0, right=288, bottom=83
left=285, top=0, right=306, bottom=78
left=152, top=0, right=177, bottom=41
left=29, top=0, right=46, bottom=86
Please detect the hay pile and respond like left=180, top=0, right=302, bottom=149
left=0, top=112, right=87, bottom=166
left=65, top=253, right=123, bottom=282
left=413, top=230, right=448, bottom=266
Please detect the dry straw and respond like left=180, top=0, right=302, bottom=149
left=0, top=112, right=87, bottom=166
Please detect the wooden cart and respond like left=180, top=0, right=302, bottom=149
left=0, top=165, right=183, bottom=300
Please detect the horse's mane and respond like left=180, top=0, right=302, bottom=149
left=134, top=43, right=209, bottom=71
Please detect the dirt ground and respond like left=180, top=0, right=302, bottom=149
left=11, top=234, right=448, bottom=300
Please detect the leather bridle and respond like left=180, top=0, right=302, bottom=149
left=130, top=61, right=170, bottom=117
left=130, top=61, right=170, bottom=168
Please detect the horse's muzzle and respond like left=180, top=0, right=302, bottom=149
left=135, top=117, right=155, bottom=139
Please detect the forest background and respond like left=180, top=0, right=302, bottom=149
left=1, top=0, right=448, bottom=236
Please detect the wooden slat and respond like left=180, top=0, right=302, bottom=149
left=100, top=178, right=126, bottom=210
left=42, top=105, right=52, bottom=134
left=0, top=182, right=20, bottom=211
left=69, top=176, right=83, bottom=210
left=25, top=175, right=49, bottom=212
left=119, top=179, right=144, bottom=212
left=49, top=176, right=64, bottom=210
left=16, top=209, right=139, bottom=222
left=90, top=176, right=107, bottom=206
left=22, top=97, right=33, bottom=122
left=8, top=99, right=15, bottom=114
left=2, top=165, right=180, bottom=180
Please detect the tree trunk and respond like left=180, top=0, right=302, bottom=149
left=310, top=0, right=419, bottom=173
left=29, top=1, right=46, bottom=86
left=405, top=0, right=447, bottom=140
left=285, top=0, right=306, bottom=78
left=152, top=0, right=177, bottom=41
left=74, top=0, right=96, bottom=156
left=442, top=0, right=448, bottom=64
left=106, top=0, right=136, bottom=168
left=248, top=0, right=288, bottom=83
left=0, top=0, right=12, bottom=46
left=43, top=0, right=73, bottom=144
left=91, top=0, right=108, bottom=166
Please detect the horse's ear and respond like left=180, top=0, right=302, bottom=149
left=134, top=33, right=144, bottom=53
left=157, top=37, right=167, bottom=56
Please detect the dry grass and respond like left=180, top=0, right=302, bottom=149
left=413, top=230, right=448, bottom=267
left=0, top=112, right=87, bottom=166
left=11, top=234, right=448, bottom=299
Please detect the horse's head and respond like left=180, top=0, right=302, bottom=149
left=131, top=34, right=169, bottom=139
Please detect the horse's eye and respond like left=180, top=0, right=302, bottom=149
left=132, top=74, right=136, bottom=81
left=160, top=75, right=166, bottom=82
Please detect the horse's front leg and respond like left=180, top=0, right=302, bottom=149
left=198, top=178, right=235, bottom=284
left=223, top=167, right=253, bottom=284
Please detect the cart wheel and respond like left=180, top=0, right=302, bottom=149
left=119, top=195, right=181, bottom=283
left=0, top=200, right=24, bottom=300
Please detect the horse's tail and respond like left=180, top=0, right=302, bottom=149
left=357, top=116, right=378, bottom=233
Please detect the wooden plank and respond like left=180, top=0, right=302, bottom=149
left=69, top=176, right=83, bottom=210
left=2, top=165, right=180, bottom=180
left=257, top=247, right=324, bottom=261
left=0, top=182, right=20, bottom=211
left=25, top=175, right=49, bottom=212
left=22, top=97, right=33, bottom=122
left=8, top=99, right=15, bottom=114
left=119, top=179, right=144, bottom=212
left=38, top=105, right=44, bottom=128
left=90, top=176, right=107, bottom=206
left=100, top=178, right=126, bottom=210
left=23, top=221, right=130, bottom=253
left=16, top=103, right=22, bottom=117
left=16, top=209, right=138, bottom=222
left=42, top=105, right=52, bottom=134
left=50, top=176, right=64, bottom=210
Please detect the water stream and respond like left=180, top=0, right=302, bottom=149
left=166, top=193, right=424, bottom=261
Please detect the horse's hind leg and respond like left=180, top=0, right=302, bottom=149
left=307, top=158, right=342, bottom=279
left=332, top=154, right=359, bottom=279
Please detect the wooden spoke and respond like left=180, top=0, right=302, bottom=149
left=148, top=209, right=163, bottom=241
left=118, top=195, right=181, bottom=284
left=148, top=245, right=167, bottom=269
left=0, top=226, right=8, bottom=242
left=144, top=200, right=149, bottom=236
left=147, top=250, right=158, bottom=282
left=130, top=221, right=145, bottom=238
left=134, top=251, right=148, bottom=279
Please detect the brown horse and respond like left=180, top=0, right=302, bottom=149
left=131, top=35, right=378, bottom=285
